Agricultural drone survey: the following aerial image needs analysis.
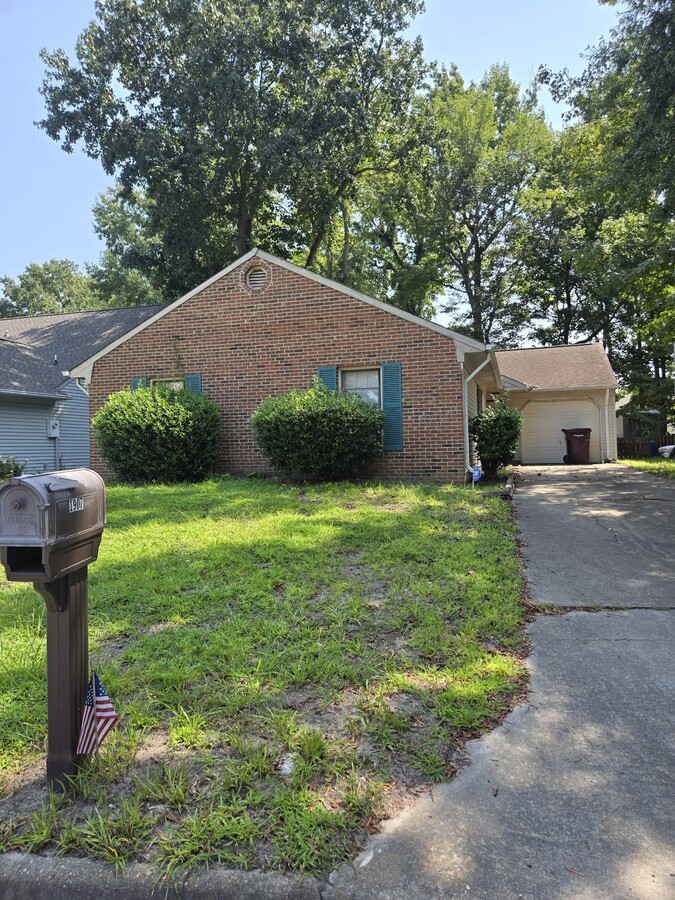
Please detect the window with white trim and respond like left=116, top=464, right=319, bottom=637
left=151, top=378, right=185, bottom=392
left=340, top=368, right=381, bottom=406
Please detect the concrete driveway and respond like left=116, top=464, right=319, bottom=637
left=514, top=464, right=675, bottom=608
left=2, top=465, right=673, bottom=899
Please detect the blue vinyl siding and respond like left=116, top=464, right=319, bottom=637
left=0, top=379, right=90, bottom=473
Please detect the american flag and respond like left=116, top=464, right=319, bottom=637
left=76, top=672, right=119, bottom=754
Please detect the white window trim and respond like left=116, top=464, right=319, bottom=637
left=338, top=366, right=383, bottom=407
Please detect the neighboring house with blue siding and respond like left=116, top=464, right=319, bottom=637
left=0, top=306, right=163, bottom=473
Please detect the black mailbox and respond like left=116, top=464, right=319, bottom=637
left=0, top=468, right=105, bottom=583
left=0, top=468, right=106, bottom=784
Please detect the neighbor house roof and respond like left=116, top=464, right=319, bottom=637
left=69, top=249, right=502, bottom=390
left=0, top=305, right=165, bottom=397
left=495, top=343, right=617, bottom=391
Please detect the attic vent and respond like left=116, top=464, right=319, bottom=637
left=246, top=266, right=268, bottom=290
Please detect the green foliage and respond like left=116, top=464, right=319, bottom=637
left=87, top=187, right=165, bottom=307
left=0, top=455, right=25, bottom=480
left=470, top=399, right=522, bottom=477
left=39, top=0, right=425, bottom=297
left=0, top=259, right=100, bottom=317
left=250, top=384, right=385, bottom=480
left=92, top=387, right=220, bottom=483
left=429, top=65, right=554, bottom=344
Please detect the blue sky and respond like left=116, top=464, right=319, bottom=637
left=0, top=0, right=619, bottom=283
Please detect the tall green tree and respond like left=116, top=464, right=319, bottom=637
left=0, top=259, right=100, bottom=317
left=542, top=0, right=675, bottom=215
left=429, top=65, right=553, bottom=344
left=87, top=187, right=165, bottom=307
left=39, top=0, right=425, bottom=296
left=537, top=0, right=675, bottom=425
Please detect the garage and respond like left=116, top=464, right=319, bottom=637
left=495, top=344, right=618, bottom=466
left=517, top=398, right=602, bottom=464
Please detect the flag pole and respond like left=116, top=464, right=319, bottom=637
left=92, top=670, right=100, bottom=754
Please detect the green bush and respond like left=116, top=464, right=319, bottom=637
left=250, top=384, right=385, bottom=480
left=92, top=387, right=220, bottom=483
left=0, top=455, right=25, bottom=480
left=469, top=397, right=522, bottom=477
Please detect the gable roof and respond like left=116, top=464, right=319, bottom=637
left=495, top=344, right=617, bottom=391
left=0, top=305, right=165, bottom=397
left=69, top=249, right=500, bottom=385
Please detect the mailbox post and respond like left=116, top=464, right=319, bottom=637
left=0, top=469, right=105, bottom=784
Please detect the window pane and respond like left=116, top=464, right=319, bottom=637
left=341, top=369, right=380, bottom=405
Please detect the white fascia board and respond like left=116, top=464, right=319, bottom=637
left=69, top=248, right=259, bottom=380
left=501, top=375, right=532, bottom=391
left=517, top=384, right=618, bottom=393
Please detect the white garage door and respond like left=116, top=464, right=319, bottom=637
left=519, top=400, right=601, bottom=464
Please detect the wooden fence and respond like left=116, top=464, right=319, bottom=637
left=617, top=435, right=674, bottom=458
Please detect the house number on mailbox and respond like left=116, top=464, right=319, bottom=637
left=68, top=497, right=85, bottom=513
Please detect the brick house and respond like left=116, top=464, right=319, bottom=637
left=69, top=249, right=502, bottom=483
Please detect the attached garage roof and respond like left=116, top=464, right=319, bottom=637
left=495, top=344, right=617, bottom=391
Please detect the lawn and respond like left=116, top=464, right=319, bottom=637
left=0, top=477, right=527, bottom=883
left=618, top=456, right=675, bottom=479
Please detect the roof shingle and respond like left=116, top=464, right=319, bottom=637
left=0, top=306, right=165, bottom=396
left=495, top=344, right=617, bottom=390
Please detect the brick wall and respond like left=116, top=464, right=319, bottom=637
left=89, top=257, right=467, bottom=482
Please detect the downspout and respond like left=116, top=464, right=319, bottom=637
left=604, top=388, right=611, bottom=461
left=463, top=347, right=492, bottom=475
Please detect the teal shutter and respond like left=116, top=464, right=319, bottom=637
left=184, top=374, right=202, bottom=394
left=382, top=362, right=403, bottom=451
left=318, top=366, right=337, bottom=391
left=131, top=377, right=149, bottom=390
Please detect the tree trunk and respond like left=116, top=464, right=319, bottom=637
left=341, top=201, right=350, bottom=286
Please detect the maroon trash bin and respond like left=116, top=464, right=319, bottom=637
left=562, top=428, right=592, bottom=464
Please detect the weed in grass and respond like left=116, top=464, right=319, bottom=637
left=269, top=786, right=353, bottom=873
left=340, top=768, right=383, bottom=823
left=154, top=800, right=261, bottom=885
left=73, top=724, right=145, bottom=789
left=9, top=788, right=66, bottom=853
left=292, top=727, right=326, bottom=765
left=266, top=709, right=299, bottom=744
left=134, top=758, right=191, bottom=811
left=58, top=798, right=155, bottom=873
left=168, top=707, right=211, bottom=750
left=407, top=742, right=450, bottom=781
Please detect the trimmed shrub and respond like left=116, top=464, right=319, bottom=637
left=251, top=384, right=385, bottom=480
left=0, top=455, right=25, bottom=480
left=469, top=397, right=522, bottom=477
left=92, top=387, right=220, bottom=483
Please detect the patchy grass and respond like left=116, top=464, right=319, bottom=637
left=618, top=456, right=675, bottom=479
left=0, top=477, right=527, bottom=884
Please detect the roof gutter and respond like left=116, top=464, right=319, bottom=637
left=463, top=349, right=492, bottom=475
left=0, top=389, right=64, bottom=401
